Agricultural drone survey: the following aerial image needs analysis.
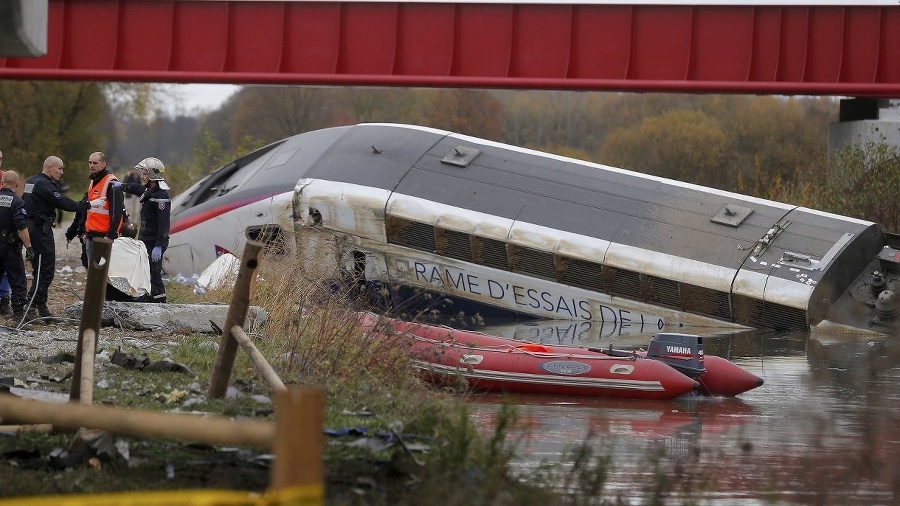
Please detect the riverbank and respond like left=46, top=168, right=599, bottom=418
left=0, top=245, right=571, bottom=504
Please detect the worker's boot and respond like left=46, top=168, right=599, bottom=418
left=36, top=303, right=54, bottom=323
left=0, top=297, right=12, bottom=317
left=12, top=307, right=24, bottom=322
left=20, top=306, right=40, bottom=325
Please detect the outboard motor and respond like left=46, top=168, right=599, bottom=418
left=647, top=333, right=706, bottom=378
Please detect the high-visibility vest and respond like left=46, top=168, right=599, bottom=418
left=85, top=173, right=119, bottom=234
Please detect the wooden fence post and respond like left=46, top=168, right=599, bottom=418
left=208, top=241, right=264, bottom=398
left=70, top=238, right=112, bottom=402
left=78, top=329, right=96, bottom=405
left=232, top=325, right=287, bottom=393
left=271, top=386, right=324, bottom=492
left=0, top=395, right=273, bottom=448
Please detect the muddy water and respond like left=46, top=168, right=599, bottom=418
left=465, top=322, right=900, bottom=505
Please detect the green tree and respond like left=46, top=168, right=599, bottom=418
left=162, top=129, right=267, bottom=196
left=0, top=81, right=107, bottom=175
left=718, top=96, right=833, bottom=189
left=812, top=141, right=900, bottom=232
left=229, top=86, right=336, bottom=146
left=425, top=89, right=503, bottom=140
left=598, top=109, right=728, bottom=187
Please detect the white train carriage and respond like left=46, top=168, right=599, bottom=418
left=168, top=123, right=900, bottom=333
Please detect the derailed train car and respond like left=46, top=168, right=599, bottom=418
left=167, top=123, right=900, bottom=333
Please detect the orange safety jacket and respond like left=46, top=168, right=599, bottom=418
left=85, top=173, right=120, bottom=234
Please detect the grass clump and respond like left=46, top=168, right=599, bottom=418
left=238, top=253, right=561, bottom=504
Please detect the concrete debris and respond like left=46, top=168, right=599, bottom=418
left=64, top=301, right=268, bottom=333
left=110, top=347, right=150, bottom=370
left=48, top=428, right=130, bottom=470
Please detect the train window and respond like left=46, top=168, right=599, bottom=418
left=643, top=275, right=680, bottom=308
left=185, top=142, right=281, bottom=208
left=680, top=284, right=731, bottom=321
left=605, top=266, right=642, bottom=300
left=385, top=216, right=436, bottom=252
left=732, top=294, right=807, bottom=330
left=472, top=236, right=509, bottom=270
left=558, top=256, right=605, bottom=292
left=509, top=245, right=557, bottom=282
left=435, top=228, right=472, bottom=262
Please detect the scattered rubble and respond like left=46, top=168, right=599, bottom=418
left=64, top=301, right=268, bottom=332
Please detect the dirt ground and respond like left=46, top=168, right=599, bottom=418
left=0, top=216, right=277, bottom=498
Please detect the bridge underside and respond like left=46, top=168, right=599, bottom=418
left=1, top=1, right=899, bottom=97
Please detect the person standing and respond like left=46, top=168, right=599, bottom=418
left=0, top=171, right=34, bottom=321
left=116, top=157, right=170, bottom=303
left=83, top=152, right=124, bottom=261
left=23, top=156, right=104, bottom=320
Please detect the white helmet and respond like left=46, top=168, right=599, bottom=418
left=135, top=157, right=169, bottom=190
left=136, top=157, right=165, bottom=181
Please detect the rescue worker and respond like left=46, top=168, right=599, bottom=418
left=0, top=171, right=33, bottom=321
left=83, top=152, right=124, bottom=261
left=114, top=157, right=170, bottom=303
left=24, top=156, right=105, bottom=320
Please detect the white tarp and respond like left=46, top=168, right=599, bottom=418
left=195, top=253, right=240, bottom=294
left=108, top=237, right=151, bottom=298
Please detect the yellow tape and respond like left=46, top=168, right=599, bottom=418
left=0, top=485, right=323, bottom=506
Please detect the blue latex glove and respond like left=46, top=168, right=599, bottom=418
left=111, top=181, right=123, bottom=189
left=151, top=246, right=162, bottom=262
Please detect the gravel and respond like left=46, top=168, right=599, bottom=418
left=0, top=218, right=176, bottom=385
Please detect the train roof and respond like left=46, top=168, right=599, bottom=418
left=308, top=124, right=876, bottom=272
left=174, top=122, right=881, bottom=282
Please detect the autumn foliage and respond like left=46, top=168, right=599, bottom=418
left=3, top=82, right=898, bottom=232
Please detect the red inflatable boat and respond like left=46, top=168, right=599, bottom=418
left=358, top=313, right=763, bottom=400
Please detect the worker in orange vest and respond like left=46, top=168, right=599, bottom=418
left=83, top=152, right=124, bottom=261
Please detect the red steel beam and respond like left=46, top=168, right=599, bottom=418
left=0, top=1, right=898, bottom=97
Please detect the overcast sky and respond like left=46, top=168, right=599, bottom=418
left=164, top=83, right=241, bottom=115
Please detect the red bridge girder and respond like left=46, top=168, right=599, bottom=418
left=1, top=1, right=899, bottom=97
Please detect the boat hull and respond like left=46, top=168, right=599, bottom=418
left=359, top=312, right=763, bottom=399
left=360, top=313, right=700, bottom=400
left=695, top=355, right=764, bottom=397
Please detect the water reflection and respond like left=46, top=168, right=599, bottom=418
left=463, top=320, right=900, bottom=504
